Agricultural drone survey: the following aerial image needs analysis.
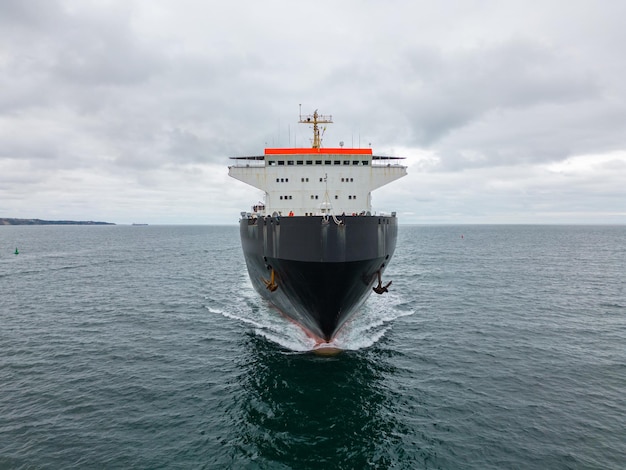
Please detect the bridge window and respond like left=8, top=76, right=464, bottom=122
left=297, top=160, right=303, bottom=165
left=306, top=160, right=313, bottom=165
left=362, top=161, right=368, bottom=165
left=352, top=161, right=359, bottom=165
left=334, top=160, right=340, bottom=165
left=315, top=160, right=322, bottom=165
left=325, top=160, right=331, bottom=165
left=343, top=160, right=350, bottom=165
left=278, top=160, right=285, bottom=165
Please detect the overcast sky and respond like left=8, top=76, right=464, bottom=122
left=2, top=0, right=625, bottom=224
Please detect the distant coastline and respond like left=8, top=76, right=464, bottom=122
left=0, top=218, right=115, bottom=226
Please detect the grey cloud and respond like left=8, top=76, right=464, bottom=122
left=0, top=5, right=159, bottom=124
left=0, top=0, right=66, bottom=31
left=434, top=97, right=626, bottom=171
left=53, top=28, right=162, bottom=87
left=399, top=39, right=600, bottom=146
left=1, top=0, right=625, bottom=223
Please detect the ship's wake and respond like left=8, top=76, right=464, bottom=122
left=206, top=284, right=413, bottom=353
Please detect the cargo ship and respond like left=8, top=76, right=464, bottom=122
left=228, top=110, right=407, bottom=343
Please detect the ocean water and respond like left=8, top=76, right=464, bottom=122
left=1, top=224, right=625, bottom=469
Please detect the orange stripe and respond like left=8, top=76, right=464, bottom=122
left=264, top=147, right=372, bottom=155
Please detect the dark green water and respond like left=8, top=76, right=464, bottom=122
left=1, top=225, right=625, bottom=469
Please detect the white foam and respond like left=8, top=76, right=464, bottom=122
left=333, top=297, right=415, bottom=351
left=211, top=294, right=414, bottom=353
left=253, top=328, right=317, bottom=352
left=218, top=309, right=266, bottom=330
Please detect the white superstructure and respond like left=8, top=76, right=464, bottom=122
left=228, top=110, right=407, bottom=216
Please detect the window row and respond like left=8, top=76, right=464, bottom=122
left=269, top=160, right=369, bottom=166
left=276, top=177, right=354, bottom=183
left=303, top=195, right=357, bottom=200
left=277, top=194, right=359, bottom=201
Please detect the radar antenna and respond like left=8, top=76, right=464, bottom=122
left=299, top=108, right=333, bottom=148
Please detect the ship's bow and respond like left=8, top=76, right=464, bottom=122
left=239, top=214, right=398, bottom=341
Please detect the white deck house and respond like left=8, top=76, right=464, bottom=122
left=229, top=147, right=407, bottom=216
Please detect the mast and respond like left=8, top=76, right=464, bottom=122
left=299, top=108, right=333, bottom=148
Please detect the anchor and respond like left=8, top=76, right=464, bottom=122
left=373, top=269, right=392, bottom=295
left=262, top=268, right=278, bottom=292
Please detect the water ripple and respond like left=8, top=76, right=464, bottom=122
left=1, top=225, right=625, bottom=469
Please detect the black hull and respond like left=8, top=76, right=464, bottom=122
left=239, top=215, right=398, bottom=341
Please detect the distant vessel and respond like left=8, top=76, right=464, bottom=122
left=228, top=110, right=407, bottom=343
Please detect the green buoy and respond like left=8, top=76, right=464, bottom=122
left=14, top=248, right=19, bottom=255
